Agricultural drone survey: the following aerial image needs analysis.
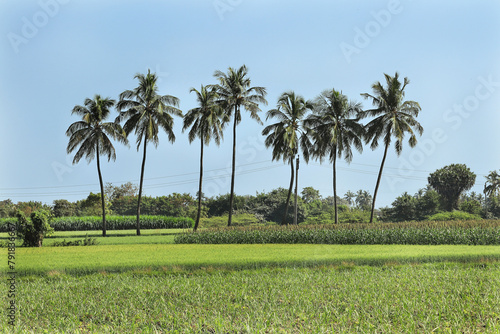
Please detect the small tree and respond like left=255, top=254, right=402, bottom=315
left=428, top=164, right=476, bottom=211
left=17, top=210, right=54, bottom=247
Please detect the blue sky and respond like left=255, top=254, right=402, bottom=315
left=1, top=0, right=499, bottom=208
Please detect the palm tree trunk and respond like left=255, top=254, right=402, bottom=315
left=282, top=157, right=294, bottom=225
left=136, top=135, right=148, bottom=235
left=96, top=144, right=106, bottom=237
left=333, top=152, right=338, bottom=224
left=293, top=156, right=299, bottom=225
left=228, top=106, right=238, bottom=227
left=194, top=139, right=204, bottom=232
left=370, top=142, right=389, bottom=223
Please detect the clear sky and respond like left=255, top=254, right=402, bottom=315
left=1, top=0, right=499, bottom=208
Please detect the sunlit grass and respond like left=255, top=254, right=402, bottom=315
left=3, top=264, right=500, bottom=333
left=3, top=243, right=500, bottom=276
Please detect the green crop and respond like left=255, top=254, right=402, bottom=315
left=175, top=220, right=500, bottom=245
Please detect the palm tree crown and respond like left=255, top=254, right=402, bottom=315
left=361, top=72, right=423, bottom=154
left=67, top=95, right=127, bottom=164
left=116, top=69, right=182, bottom=148
left=308, top=89, right=364, bottom=164
left=212, top=65, right=267, bottom=226
left=183, top=85, right=227, bottom=231
left=360, top=72, right=423, bottom=223
left=484, top=170, right=500, bottom=197
left=262, top=91, right=313, bottom=224
left=66, top=94, right=128, bottom=236
left=306, top=89, right=364, bottom=224
left=116, top=69, right=182, bottom=235
left=183, top=85, right=226, bottom=147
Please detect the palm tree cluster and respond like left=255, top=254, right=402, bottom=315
left=67, top=67, right=423, bottom=234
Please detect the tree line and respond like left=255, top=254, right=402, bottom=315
left=65, top=65, right=426, bottom=236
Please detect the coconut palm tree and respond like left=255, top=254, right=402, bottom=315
left=360, top=72, right=423, bottom=223
left=262, top=91, right=314, bottom=225
left=484, top=170, right=500, bottom=198
left=307, top=89, right=364, bottom=224
left=66, top=95, right=128, bottom=237
left=116, top=70, right=182, bottom=235
left=183, top=85, right=227, bottom=231
left=212, top=65, right=267, bottom=226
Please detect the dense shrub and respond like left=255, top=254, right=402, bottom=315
left=16, top=210, right=54, bottom=247
left=427, top=211, right=482, bottom=221
left=175, top=220, right=500, bottom=245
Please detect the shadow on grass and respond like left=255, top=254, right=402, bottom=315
left=7, top=255, right=500, bottom=279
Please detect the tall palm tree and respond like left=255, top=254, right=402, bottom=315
left=212, top=65, right=267, bottom=226
left=66, top=95, right=128, bottom=237
left=183, top=85, right=227, bottom=231
left=484, top=170, right=500, bottom=198
left=360, top=72, right=423, bottom=223
left=307, top=89, right=364, bottom=224
left=262, top=91, right=313, bottom=225
left=116, top=70, right=182, bottom=235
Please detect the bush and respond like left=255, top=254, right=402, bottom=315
left=427, top=211, right=482, bottom=221
left=17, top=210, right=54, bottom=247
left=52, top=235, right=98, bottom=246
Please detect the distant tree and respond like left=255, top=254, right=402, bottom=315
left=105, top=182, right=139, bottom=202
left=52, top=199, right=76, bottom=217
left=388, top=192, right=417, bottom=221
left=343, top=191, right=356, bottom=207
left=15, top=201, right=52, bottom=217
left=355, top=190, right=373, bottom=211
left=262, top=91, right=313, bottom=224
left=428, top=164, right=476, bottom=211
left=77, top=192, right=108, bottom=216
left=66, top=95, right=128, bottom=236
left=250, top=188, right=307, bottom=224
left=213, top=65, right=267, bottom=226
left=183, top=85, right=226, bottom=231
left=360, top=72, right=423, bottom=223
left=116, top=70, right=182, bottom=235
left=484, top=170, right=500, bottom=198
left=301, top=187, right=321, bottom=204
left=415, top=188, right=441, bottom=219
left=0, top=199, right=15, bottom=218
left=307, top=89, right=364, bottom=224
left=206, top=193, right=249, bottom=217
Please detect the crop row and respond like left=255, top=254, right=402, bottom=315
left=174, top=221, right=500, bottom=245
left=0, top=215, right=193, bottom=232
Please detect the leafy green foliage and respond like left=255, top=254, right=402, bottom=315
left=52, top=199, right=77, bottom=217
left=0, top=216, right=193, bottom=232
left=111, top=194, right=198, bottom=218
left=16, top=210, right=54, bottom=247
left=427, top=211, right=482, bottom=221
left=428, top=164, right=476, bottom=211
left=175, top=220, right=500, bottom=245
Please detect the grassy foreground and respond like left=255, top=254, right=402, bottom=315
left=5, top=244, right=500, bottom=275
left=2, top=264, right=500, bottom=333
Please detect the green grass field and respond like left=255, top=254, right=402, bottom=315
left=4, top=243, right=500, bottom=276
left=2, top=227, right=500, bottom=332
